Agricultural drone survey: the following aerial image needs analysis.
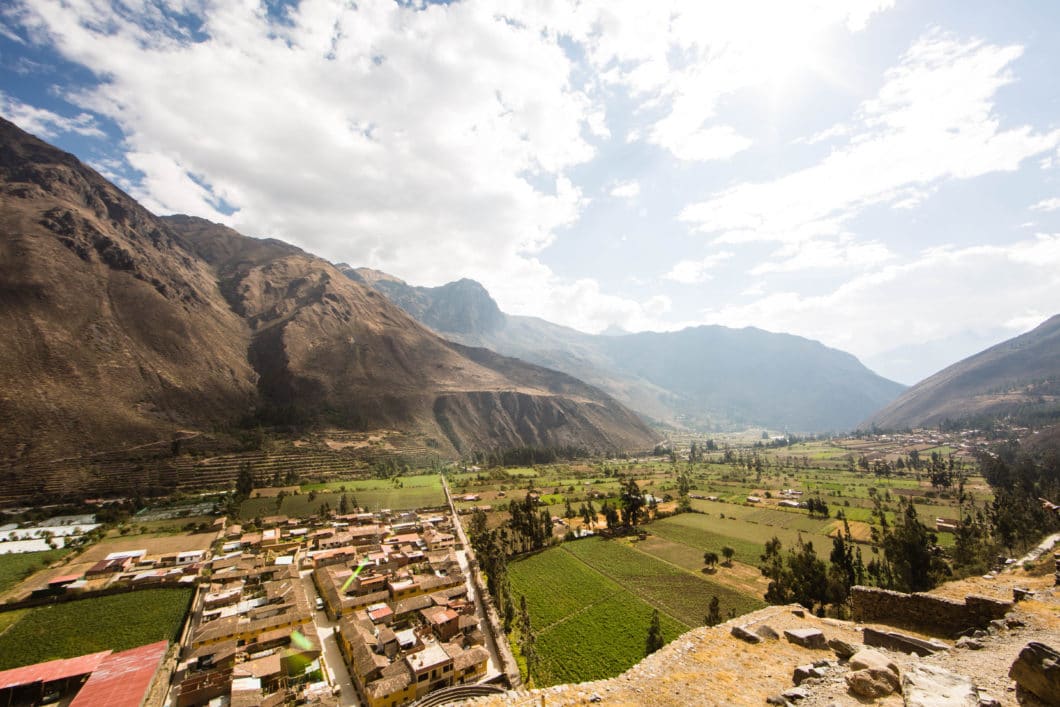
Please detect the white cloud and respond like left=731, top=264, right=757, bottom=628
left=663, top=250, right=734, bottom=284
left=609, top=180, right=640, bottom=199
left=681, top=32, right=1060, bottom=249
left=650, top=123, right=751, bottom=162
left=0, top=90, right=102, bottom=138
left=750, top=237, right=893, bottom=275
left=1031, top=197, right=1060, bottom=212
left=701, top=234, right=1060, bottom=361
left=10, top=0, right=596, bottom=290
left=534, top=0, right=893, bottom=162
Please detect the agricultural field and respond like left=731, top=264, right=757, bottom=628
left=241, top=473, right=446, bottom=518
left=485, top=433, right=994, bottom=684
left=0, top=549, right=70, bottom=596
left=0, top=588, right=192, bottom=669
left=508, top=540, right=688, bottom=686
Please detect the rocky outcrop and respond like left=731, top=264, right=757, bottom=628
left=1009, top=641, right=1060, bottom=705
left=901, top=664, right=979, bottom=706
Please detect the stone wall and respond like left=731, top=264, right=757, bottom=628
left=850, top=585, right=1011, bottom=637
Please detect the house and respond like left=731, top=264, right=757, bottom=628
left=406, top=641, right=453, bottom=698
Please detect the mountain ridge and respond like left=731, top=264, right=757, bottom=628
left=867, top=313, right=1060, bottom=430
left=340, top=266, right=905, bottom=432
left=0, top=117, right=655, bottom=484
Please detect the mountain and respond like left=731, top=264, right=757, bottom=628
left=867, top=314, right=1060, bottom=430
left=341, top=268, right=905, bottom=432
left=0, top=117, right=655, bottom=477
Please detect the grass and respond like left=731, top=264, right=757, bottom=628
left=533, top=591, right=684, bottom=686
left=241, top=474, right=445, bottom=518
left=0, top=588, right=192, bottom=669
left=508, top=536, right=767, bottom=686
left=563, top=538, right=765, bottom=626
left=650, top=512, right=833, bottom=565
left=507, top=548, right=625, bottom=630
left=0, top=549, right=71, bottom=595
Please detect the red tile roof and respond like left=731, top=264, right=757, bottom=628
left=0, top=651, right=110, bottom=690
left=69, top=640, right=168, bottom=707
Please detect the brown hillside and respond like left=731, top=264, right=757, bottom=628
left=0, top=118, right=257, bottom=466
left=0, top=117, right=654, bottom=494
left=868, top=314, right=1060, bottom=430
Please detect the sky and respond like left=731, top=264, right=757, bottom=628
left=2, top=0, right=1060, bottom=385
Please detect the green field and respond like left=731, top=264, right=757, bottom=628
left=508, top=540, right=687, bottom=686
left=507, top=537, right=764, bottom=685
left=563, top=537, right=765, bottom=625
left=242, top=474, right=445, bottom=518
left=651, top=512, right=833, bottom=565
left=0, top=588, right=192, bottom=668
left=0, top=549, right=71, bottom=595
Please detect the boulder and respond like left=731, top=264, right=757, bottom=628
left=901, top=664, right=978, bottom=706
left=765, top=695, right=791, bottom=706
left=755, top=624, right=780, bottom=640
left=827, top=638, right=857, bottom=660
left=781, top=687, right=808, bottom=702
left=784, top=628, right=827, bottom=650
left=955, top=636, right=983, bottom=650
left=848, top=648, right=899, bottom=676
left=793, top=664, right=827, bottom=686
left=863, top=627, right=949, bottom=656
left=731, top=625, right=763, bottom=644
left=1008, top=641, right=1060, bottom=705
left=846, top=668, right=900, bottom=698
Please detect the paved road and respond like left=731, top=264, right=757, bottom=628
left=299, top=569, right=360, bottom=706
left=441, top=476, right=508, bottom=684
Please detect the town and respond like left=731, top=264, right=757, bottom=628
left=0, top=481, right=508, bottom=707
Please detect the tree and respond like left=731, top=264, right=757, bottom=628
left=645, top=609, right=664, bottom=655
left=721, top=546, right=735, bottom=566
left=518, top=595, right=538, bottom=682
left=703, top=551, right=719, bottom=570
left=705, top=596, right=722, bottom=626
left=236, top=462, right=255, bottom=500
left=620, top=479, right=645, bottom=529
left=339, top=493, right=349, bottom=515
left=882, top=498, right=948, bottom=592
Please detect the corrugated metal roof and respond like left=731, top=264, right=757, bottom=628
left=68, top=640, right=168, bottom=707
left=0, top=651, right=110, bottom=690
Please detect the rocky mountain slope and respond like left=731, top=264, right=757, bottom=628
left=342, top=268, right=905, bottom=432
left=868, top=314, right=1060, bottom=430
left=0, top=118, right=655, bottom=476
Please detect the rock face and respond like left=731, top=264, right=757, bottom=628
left=1008, top=642, right=1060, bottom=705
left=901, top=664, right=979, bottom=707
left=0, top=118, right=656, bottom=493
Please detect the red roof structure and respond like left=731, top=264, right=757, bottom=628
left=69, top=640, right=168, bottom=707
left=0, top=650, right=110, bottom=691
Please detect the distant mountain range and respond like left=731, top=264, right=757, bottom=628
left=0, top=118, right=655, bottom=472
left=341, top=268, right=906, bottom=432
left=867, top=314, right=1060, bottom=430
